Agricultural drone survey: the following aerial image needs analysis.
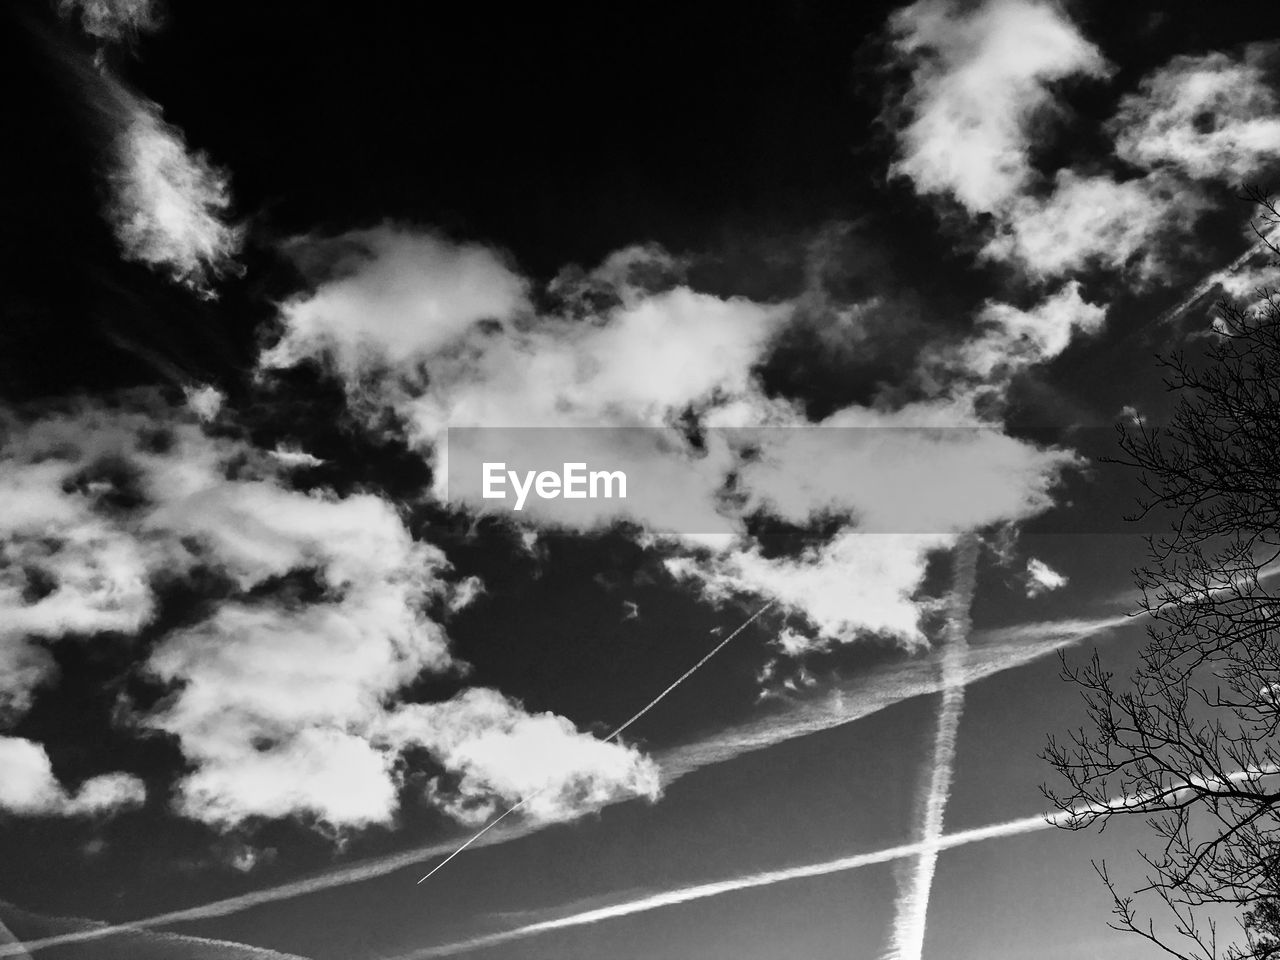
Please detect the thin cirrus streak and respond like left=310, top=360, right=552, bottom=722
left=0, top=610, right=1137, bottom=960
left=884, top=535, right=979, bottom=960
left=385, top=768, right=1280, bottom=960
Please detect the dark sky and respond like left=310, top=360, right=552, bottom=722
left=3, top=1, right=1280, bottom=959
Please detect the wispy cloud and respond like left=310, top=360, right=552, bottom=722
left=105, top=90, right=243, bottom=292
left=57, top=0, right=162, bottom=44
left=1110, top=42, right=1280, bottom=187
left=48, top=34, right=243, bottom=292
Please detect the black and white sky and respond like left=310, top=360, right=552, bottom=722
left=4, top=1, right=1280, bottom=958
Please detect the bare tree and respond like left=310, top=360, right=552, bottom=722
left=1044, top=191, right=1280, bottom=960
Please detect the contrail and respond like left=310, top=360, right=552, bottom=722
left=0, top=920, right=30, bottom=960
left=416, top=599, right=776, bottom=884
left=0, top=609, right=1136, bottom=960
left=885, top=535, right=979, bottom=960
left=1155, top=225, right=1280, bottom=329
left=383, top=768, right=1280, bottom=960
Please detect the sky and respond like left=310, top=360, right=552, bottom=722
left=3, top=0, right=1280, bottom=958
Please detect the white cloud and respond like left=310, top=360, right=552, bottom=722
left=924, top=281, right=1106, bottom=380
left=735, top=401, right=1080, bottom=535
left=262, top=231, right=795, bottom=534
left=0, top=394, right=672, bottom=833
left=1110, top=43, right=1280, bottom=186
left=1025, top=557, right=1068, bottom=597
left=885, top=6, right=1278, bottom=286
left=259, top=230, right=1087, bottom=666
left=0, top=736, right=144, bottom=817
left=374, top=688, right=661, bottom=826
left=183, top=384, right=225, bottom=422
left=668, top=533, right=955, bottom=651
left=886, top=0, right=1109, bottom=214
left=983, top=170, right=1210, bottom=280
left=107, top=92, right=242, bottom=292
left=262, top=226, right=532, bottom=379
left=58, top=0, right=161, bottom=43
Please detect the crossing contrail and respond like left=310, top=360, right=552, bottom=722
left=884, top=536, right=979, bottom=960
left=0, top=608, right=1135, bottom=959
left=383, top=767, right=1280, bottom=960
left=416, top=600, right=776, bottom=884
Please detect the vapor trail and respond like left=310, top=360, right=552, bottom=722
left=1155, top=225, right=1280, bottom=328
left=0, top=608, right=1132, bottom=959
left=417, top=600, right=776, bottom=884
left=388, top=812, right=1082, bottom=959
left=884, top=536, right=979, bottom=960
left=385, top=769, right=1279, bottom=960
left=0, top=921, right=30, bottom=960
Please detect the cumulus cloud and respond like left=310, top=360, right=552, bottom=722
left=0, top=395, right=650, bottom=833
left=885, top=7, right=1280, bottom=285
left=106, top=93, right=243, bottom=291
left=375, top=688, right=661, bottom=826
left=261, top=227, right=531, bottom=379
left=1110, top=43, right=1280, bottom=186
left=983, top=170, right=1211, bottom=280
left=1025, top=557, right=1067, bottom=597
left=668, top=532, right=954, bottom=651
left=0, top=737, right=144, bottom=817
left=886, top=0, right=1109, bottom=214
left=262, top=231, right=794, bottom=534
left=260, top=228, right=1087, bottom=661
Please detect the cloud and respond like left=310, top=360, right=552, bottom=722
left=1110, top=43, right=1280, bottom=187
left=106, top=92, right=243, bottom=291
left=0, top=609, right=1137, bottom=955
left=885, top=541, right=978, bottom=960
left=885, top=8, right=1280, bottom=286
left=57, top=0, right=162, bottom=43
left=735, top=403, right=1082, bottom=534
left=668, top=533, right=954, bottom=651
left=982, top=170, right=1211, bottom=281
left=260, top=229, right=1084, bottom=664
left=0, top=394, right=649, bottom=833
left=262, top=230, right=795, bottom=535
left=0, top=897, right=313, bottom=960
left=925, top=281, right=1106, bottom=381
left=1025, top=557, right=1067, bottom=597
left=388, top=810, right=1074, bottom=959
left=886, top=0, right=1109, bottom=214
left=375, top=688, right=661, bottom=827
left=0, top=736, right=144, bottom=817
left=262, top=227, right=532, bottom=380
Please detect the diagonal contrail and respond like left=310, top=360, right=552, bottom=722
left=1155, top=225, right=1280, bottom=329
left=0, top=609, right=1133, bottom=959
left=884, top=535, right=979, bottom=960
left=416, top=600, right=776, bottom=884
left=383, top=768, right=1279, bottom=960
